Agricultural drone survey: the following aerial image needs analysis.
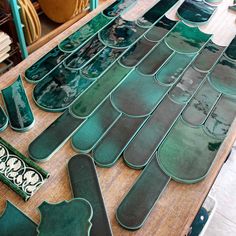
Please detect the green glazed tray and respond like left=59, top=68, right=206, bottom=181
left=0, top=106, right=8, bottom=132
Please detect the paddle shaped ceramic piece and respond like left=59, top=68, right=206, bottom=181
left=225, top=36, right=236, bottom=61
left=68, top=154, right=113, bottom=236
left=0, top=106, right=8, bottom=132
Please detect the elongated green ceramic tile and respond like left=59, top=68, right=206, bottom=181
left=124, top=97, right=184, bottom=169
left=137, top=41, right=174, bottom=75
left=28, top=110, right=84, bottom=162
left=0, top=106, right=8, bottom=132
left=111, top=70, right=169, bottom=117
left=158, top=118, right=222, bottom=183
left=1, top=75, right=35, bottom=132
left=0, top=201, right=37, bottom=236
left=156, top=52, right=197, bottom=85
left=164, top=21, right=212, bottom=53
left=116, top=155, right=170, bottom=230
left=208, top=56, right=236, bottom=96
left=225, top=36, right=236, bottom=61
left=68, top=155, right=113, bottom=236
left=93, top=114, right=146, bottom=167
left=59, top=13, right=111, bottom=52
left=37, top=199, right=93, bottom=236
left=72, top=99, right=121, bottom=153
left=193, top=40, right=225, bottom=72
left=182, top=80, right=221, bottom=126
left=70, top=62, right=131, bottom=118
left=33, top=64, right=92, bottom=112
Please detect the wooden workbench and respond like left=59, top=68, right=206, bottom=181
left=0, top=1, right=236, bottom=235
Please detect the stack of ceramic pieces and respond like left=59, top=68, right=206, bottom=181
left=0, top=31, right=11, bottom=63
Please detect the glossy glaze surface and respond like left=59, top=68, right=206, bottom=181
left=225, top=36, right=236, bottom=61
left=0, top=106, right=8, bottom=132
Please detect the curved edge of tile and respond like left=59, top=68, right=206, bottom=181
left=0, top=106, right=8, bottom=132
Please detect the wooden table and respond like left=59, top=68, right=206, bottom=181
left=0, top=1, right=236, bottom=235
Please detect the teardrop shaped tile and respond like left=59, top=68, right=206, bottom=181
left=0, top=106, right=8, bottom=132
left=225, top=36, right=236, bottom=61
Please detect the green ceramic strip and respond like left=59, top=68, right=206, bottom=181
left=157, top=117, right=222, bottom=184
left=116, top=155, right=170, bottom=230
left=28, top=110, right=84, bottom=162
left=0, top=106, right=8, bottom=132
left=0, top=201, right=37, bottom=235
left=92, top=114, right=146, bottom=167
left=205, top=0, right=222, bottom=3
left=225, top=36, right=236, bottom=61
left=37, top=199, right=93, bottom=236
left=0, top=137, right=49, bottom=201
left=68, top=154, right=113, bottom=236
left=1, top=75, right=35, bottom=132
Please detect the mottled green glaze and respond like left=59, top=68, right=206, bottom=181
left=116, top=156, right=170, bottom=230
left=225, top=36, right=236, bottom=61
left=68, top=155, right=113, bottom=236
left=0, top=106, right=8, bottom=132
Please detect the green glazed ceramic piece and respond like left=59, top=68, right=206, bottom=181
left=225, top=36, right=236, bottom=61
left=1, top=75, right=35, bottom=132
left=111, top=70, right=170, bottom=117
left=92, top=114, right=146, bottom=167
left=208, top=56, right=236, bottom=96
left=68, top=154, right=113, bottom=236
left=33, top=64, right=93, bottom=112
left=71, top=99, right=121, bottom=153
left=193, top=40, right=225, bottom=72
left=69, top=62, right=131, bottom=118
left=124, top=96, right=184, bottom=169
left=0, top=201, right=37, bottom=235
left=137, top=41, right=174, bottom=75
left=116, top=155, right=170, bottom=230
left=164, top=21, right=212, bottom=54
left=157, top=117, right=222, bottom=183
left=229, top=5, right=236, bottom=12
left=37, top=199, right=93, bottom=236
left=205, top=0, right=222, bottom=3
left=156, top=52, right=197, bottom=85
left=0, top=137, right=49, bottom=201
left=28, top=110, right=84, bottom=162
left=0, top=106, right=8, bottom=132
left=59, top=13, right=112, bottom=53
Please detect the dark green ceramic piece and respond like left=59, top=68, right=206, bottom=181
left=59, top=13, right=111, bottom=52
left=37, top=199, right=93, bottom=236
left=157, top=117, right=222, bottom=183
left=116, top=155, right=170, bottom=230
left=229, top=5, right=236, bottom=12
left=1, top=75, right=35, bottom=132
left=28, top=110, right=84, bottom=162
left=93, top=114, right=146, bottom=167
left=164, top=21, right=212, bottom=53
left=0, top=201, right=37, bottom=236
left=0, top=106, right=8, bottom=132
left=225, top=36, right=236, bottom=61
left=111, top=70, right=169, bottom=117
left=124, top=97, right=184, bottom=169
left=137, top=41, right=174, bottom=75
left=68, top=154, right=113, bottom=236
left=70, top=62, right=131, bottom=118
left=193, top=40, right=225, bottom=72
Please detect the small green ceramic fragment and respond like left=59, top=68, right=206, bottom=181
left=0, top=201, right=37, bottom=235
left=164, top=21, right=212, bottom=53
left=68, top=154, right=113, bottom=236
left=93, top=114, right=146, bottom=167
left=0, top=106, right=8, bottom=132
left=28, top=110, right=84, bottom=162
left=37, top=199, right=93, bottom=236
left=59, top=13, right=111, bottom=52
left=116, top=155, right=170, bottom=230
left=69, top=62, right=131, bottom=118
left=1, top=75, right=35, bottom=132
left=225, top=36, right=236, bottom=61
left=158, top=117, right=222, bottom=183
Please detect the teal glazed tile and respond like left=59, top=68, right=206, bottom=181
left=0, top=201, right=37, bottom=236
left=1, top=75, right=35, bottom=132
left=37, top=199, right=93, bottom=236
left=33, top=64, right=92, bottom=112
left=157, top=117, right=222, bottom=183
left=208, top=56, right=236, bottom=96
left=182, top=80, right=221, bottom=126
left=59, top=13, right=112, bottom=53
left=193, top=40, right=225, bottom=72
left=0, top=106, right=8, bottom=132
left=124, top=96, right=184, bottom=169
left=28, top=110, right=84, bottom=162
left=164, top=21, right=212, bottom=53
left=69, top=62, right=131, bottom=118
left=225, top=36, right=236, bottom=61
left=116, top=155, right=170, bottom=230
left=72, top=99, right=121, bottom=153
left=137, top=41, right=174, bottom=75
left=68, top=155, right=113, bottom=236
left=92, top=114, right=146, bottom=167
left=110, top=70, right=170, bottom=117
left=156, top=52, right=197, bottom=85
